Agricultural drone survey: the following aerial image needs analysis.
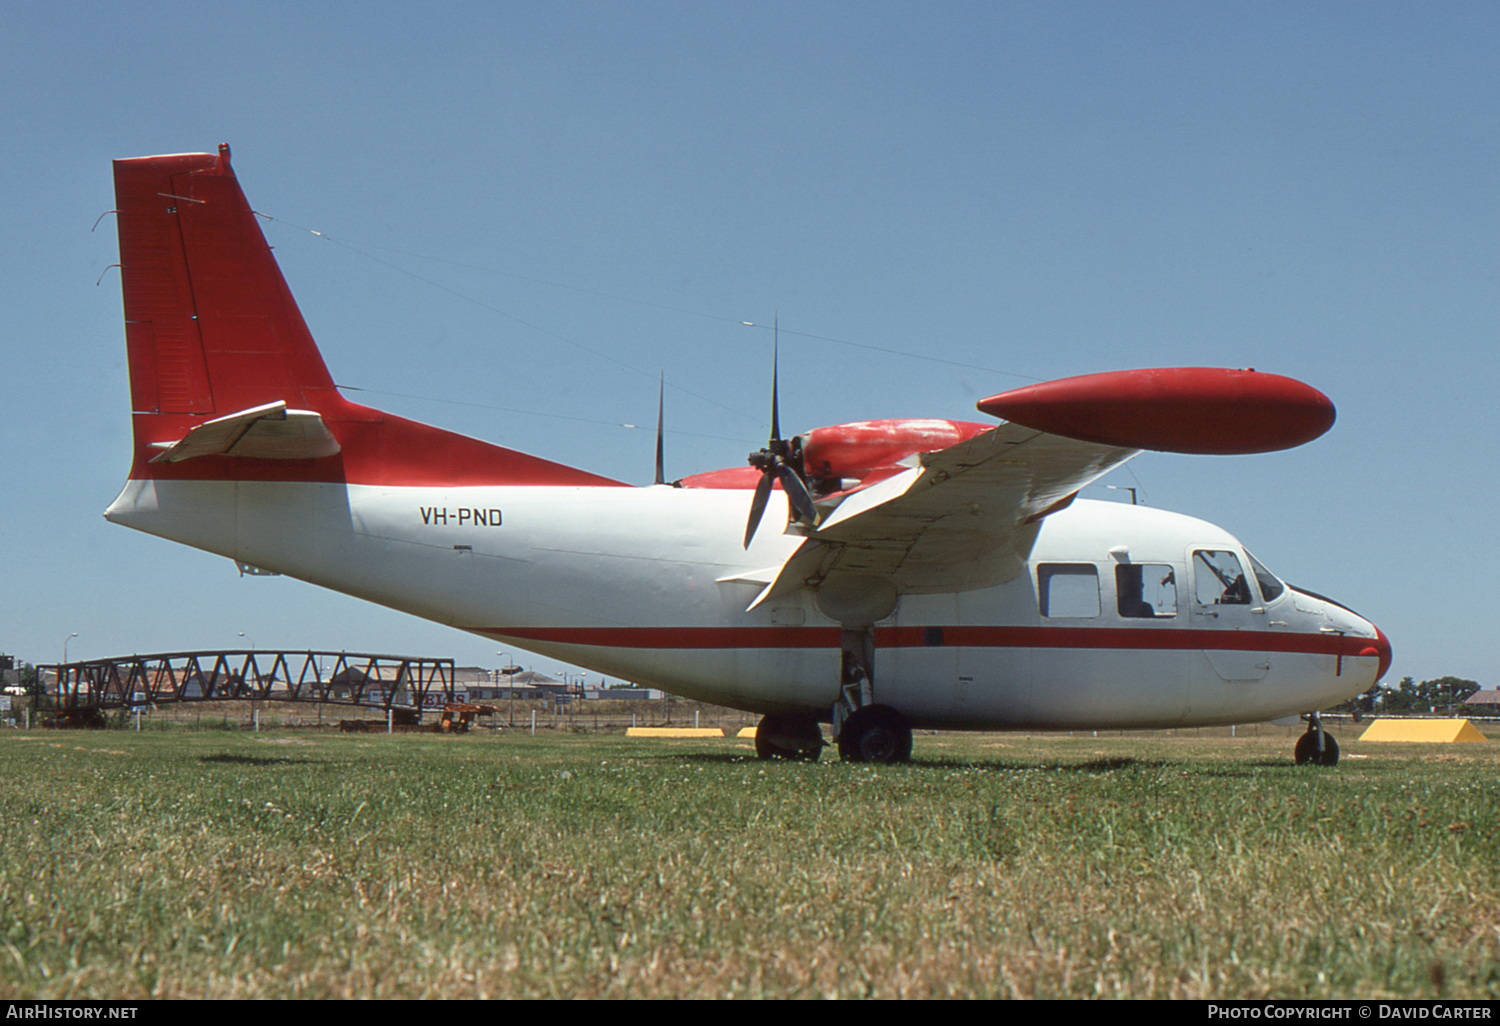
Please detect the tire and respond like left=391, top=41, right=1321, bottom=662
left=754, top=714, right=824, bottom=761
left=1294, top=729, right=1340, bottom=767
left=837, top=705, right=913, bottom=764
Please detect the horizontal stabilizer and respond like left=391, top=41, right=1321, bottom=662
left=148, top=401, right=341, bottom=463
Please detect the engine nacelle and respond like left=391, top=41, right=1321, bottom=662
left=800, top=419, right=991, bottom=480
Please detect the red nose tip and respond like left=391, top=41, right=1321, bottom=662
left=1359, top=627, right=1393, bottom=681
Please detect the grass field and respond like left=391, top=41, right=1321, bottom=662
left=2, top=721, right=1497, bottom=999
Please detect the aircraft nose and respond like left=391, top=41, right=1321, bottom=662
left=1365, top=625, right=1393, bottom=681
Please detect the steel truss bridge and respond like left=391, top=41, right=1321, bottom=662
left=43, top=650, right=458, bottom=718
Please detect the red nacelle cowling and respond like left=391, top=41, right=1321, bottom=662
left=800, top=419, right=992, bottom=480
left=676, top=418, right=991, bottom=490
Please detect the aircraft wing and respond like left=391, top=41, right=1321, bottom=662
left=745, top=423, right=1138, bottom=607
left=739, top=366, right=1338, bottom=609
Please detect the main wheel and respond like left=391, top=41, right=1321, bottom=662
left=1294, top=729, right=1340, bottom=767
left=837, top=705, right=913, bottom=764
left=754, top=714, right=824, bottom=761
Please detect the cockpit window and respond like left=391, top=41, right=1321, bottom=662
left=1116, top=563, right=1178, bottom=619
left=1194, top=550, right=1251, bottom=606
left=1245, top=551, right=1285, bottom=602
left=1037, top=563, right=1100, bottom=618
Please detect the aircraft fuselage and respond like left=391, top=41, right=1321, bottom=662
left=106, top=482, right=1384, bottom=729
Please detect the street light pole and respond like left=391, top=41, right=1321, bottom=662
left=498, top=651, right=513, bottom=727
left=60, top=633, right=79, bottom=706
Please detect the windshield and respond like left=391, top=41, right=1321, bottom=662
left=1245, top=550, right=1285, bottom=602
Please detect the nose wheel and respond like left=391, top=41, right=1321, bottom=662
left=1294, top=712, right=1340, bottom=767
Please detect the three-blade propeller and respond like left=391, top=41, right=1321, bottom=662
left=744, top=339, right=818, bottom=548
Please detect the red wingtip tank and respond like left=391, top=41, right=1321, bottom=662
left=977, top=367, right=1336, bottom=455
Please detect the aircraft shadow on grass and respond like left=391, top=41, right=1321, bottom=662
left=199, top=753, right=324, bottom=768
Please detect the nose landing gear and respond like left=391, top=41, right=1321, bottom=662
left=1294, top=711, right=1340, bottom=767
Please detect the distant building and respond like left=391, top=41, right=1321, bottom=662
left=456, top=667, right=559, bottom=701
left=583, top=688, right=653, bottom=701
left=1463, top=690, right=1500, bottom=716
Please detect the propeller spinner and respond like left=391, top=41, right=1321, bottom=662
left=744, top=339, right=818, bottom=548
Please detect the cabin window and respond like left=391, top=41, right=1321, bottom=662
left=1194, top=550, right=1251, bottom=606
left=1038, top=563, right=1100, bottom=618
left=1245, top=551, right=1285, bottom=602
left=1115, top=564, right=1177, bottom=619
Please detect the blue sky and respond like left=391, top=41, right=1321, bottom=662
left=4, top=1, right=1496, bottom=688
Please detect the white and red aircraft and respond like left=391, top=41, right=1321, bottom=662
left=104, top=146, right=1389, bottom=765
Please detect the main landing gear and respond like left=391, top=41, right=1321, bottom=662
left=837, top=704, right=912, bottom=764
left=754, top=706, right=913, bottom=764
left=753, top=713, right=825, bottom=761
left=1294, top=711, right=1340, bottom=767
left=830, top=628, right=912, bottom=764
left=752, top=624, right=914, bottom=765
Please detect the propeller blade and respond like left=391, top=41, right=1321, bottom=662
left=653, top=373, right=665, bottom=486
left=744, top=316, right=819, bottom=545
left=777, top=463, right=818, bottom=523
left=744, top=471, right=774, bottom=548
left=769, top=325, right=781, bottom=443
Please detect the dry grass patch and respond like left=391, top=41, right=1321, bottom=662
left=1, top=727, right=1497, bottom=998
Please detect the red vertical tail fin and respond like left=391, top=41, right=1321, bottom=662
left=114, top=145, right=341, bottom=421
left=112, top=146, right=623, bottom=488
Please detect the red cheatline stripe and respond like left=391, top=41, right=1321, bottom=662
left=481, top=625, right=1378, bottom=657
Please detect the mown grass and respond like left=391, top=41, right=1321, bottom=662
left=1, top=726, right=1497, bottom=998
